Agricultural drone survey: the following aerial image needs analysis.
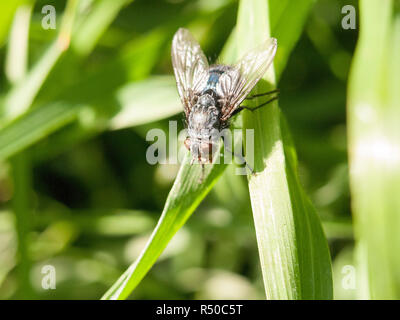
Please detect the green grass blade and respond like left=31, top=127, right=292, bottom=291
left=109, top=76, right=182, bottom=130
left=0, top=102, right=82, bottom=160
left=347, top=0, right=400, bottom=299
left=102, top=157, right=228, bottom=299
left=238, top=0, right=332, bottom=299
left=6, top=1, right=34, bottom=299
left=0, top=0, right=26, bottom=48
left=0, top=76, right=180, bottom=161
left=219, top=0, right=315, bottom=82
left=2, top=0, right=131, bottom=124
left=11, top=152, right=33, bottom=298
left=2, top=40, right=66, bottom=121
left=269, top=0, right=315, bottom=79
left=5, top=3, right=32, bottom=84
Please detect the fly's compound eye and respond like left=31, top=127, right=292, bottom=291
left=184, top=137, right=191, bottom=150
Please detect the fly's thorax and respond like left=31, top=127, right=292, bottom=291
left=186, top=93, right=221, bottom=164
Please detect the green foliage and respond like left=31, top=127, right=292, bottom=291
left=102, top=155, right=228, bottom=299
left=0, top=0, right=388, bottom=301
left=347, top=0, right=400, bottom=299
left=237, top=0, right=331, bottom=300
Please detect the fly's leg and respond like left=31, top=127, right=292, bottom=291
left=242, top=95, right=279, bottom=111
left=199, top=163, right=205, bottom=183
left=245, top=89, right=280, bottom=100
left=230, top=95, right=279, bottom=117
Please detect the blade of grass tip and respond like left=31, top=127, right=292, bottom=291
left=5, top=3, right=32, bottom=84
left=348, top=0, right=400, bottom=299
left=237, top=0, right=332, bottom=299
left=1, top=0, right=79, bottom=124
left=5, top=2, right=34, bottom=299
left=0, top=101, right=83, bottom=161
left=0, top=1, right=26, bottom=47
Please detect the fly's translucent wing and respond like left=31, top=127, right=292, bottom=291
left=216, top=38, right=277, bottom=120
left=171, top=28, right=209, bottom=116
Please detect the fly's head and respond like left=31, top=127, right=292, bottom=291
left=185, top=94, right=220, bottom=164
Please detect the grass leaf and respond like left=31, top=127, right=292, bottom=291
left=0, top=101, right=82, bottom=161
left=109, top=76, right=181, bottom=130
left=0, top=0, right=26, bottom=48
left=102, top=156, right=228, bottom=299
left=238, top=0, right=332, bottom=299
left=72, top=0, right=133, bottom=56
left=6, top=1, right=34, bottom=299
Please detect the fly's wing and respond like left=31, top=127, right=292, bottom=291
left=171, top=28, right=209, bottom=116
left=216, top=38, right=277, bottom=120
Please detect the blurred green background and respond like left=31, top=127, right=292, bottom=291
left=0, top=0, right=358, bottom=299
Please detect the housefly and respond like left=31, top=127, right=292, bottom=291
left=171, top=28, right=277, bottom=175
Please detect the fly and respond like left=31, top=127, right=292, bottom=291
left=171, top=28, right=278, bottom=178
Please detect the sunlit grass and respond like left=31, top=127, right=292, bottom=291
left=347, top=0, right=400, bottom=299
left=1, top=0, right=397, bottom=301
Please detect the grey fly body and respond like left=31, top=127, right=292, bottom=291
left=171, top=28, right=278, bottom=178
